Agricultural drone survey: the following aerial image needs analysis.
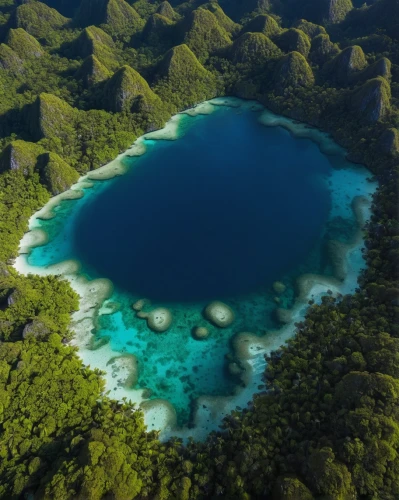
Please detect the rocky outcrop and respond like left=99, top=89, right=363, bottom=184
left=156, top=44, right=217, bottom=108
left=325, top=0, right=353, bottom=23
left=229, top=32, right=281, bottom=65
left=76, top=55, right=112, bottom=87
left=354, top=57, right=391, bottom=84
left=202, top=2, right=239, bottom=34
left=26, top=93, right=77, bottom=141
left=242, top=14, right=280, bottom=37
left=14, top=1, right=70, bottom=39
left=71, top=26, right=118, bottom=70
left=103, top=65, right=162, bottom=113
left=156, top=1, right=179, bottom=21
left=0, top=140, right=44, bottom=176
left=272, top=475, right=314, bottom=500
left=309, top=33, right=340, bottom=66
left=22, top=319, right=52, bottom=339
left=183, top=8, right=232, bottom=62
left=0, top=44, right=22, bottom=72
left=41, top=152, right=79, bottom=195
left=292, top=19, right=326, bottom=39
left=273, top=28, right=311, bottom=57
left=351, top=77, right=391, bottom=123
left=379, top=128, right=399, bottom=157
left=76, top=0, right=143, bottom=35
left=142, top=13, right=175, bottom=46
left=273, top=51, right=315, bottom=94
left=323, top=45, right=367, bottom=84
left=6, top=28, right=44, bottom=59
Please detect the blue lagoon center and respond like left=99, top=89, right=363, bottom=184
left=21, top=99, right=375, bottom=436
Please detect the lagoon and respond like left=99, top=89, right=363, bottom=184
left=16, top=98, right=376, bottom=440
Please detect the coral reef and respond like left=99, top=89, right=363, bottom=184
left=146, top=308, right=173, bottom=332
left=204, top=301, right=235, bottom=328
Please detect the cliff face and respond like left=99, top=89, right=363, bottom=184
left=324, top=45, right=367, bottom=83
left=351, top=77, right=391, bottom=123
left=379, top=128, right=399, bottom=157
left=156, top=1, right=179, bottom=21
left=0, top=44, right=22, bottom=72
left=273, top=51, right=315, bottom=94
left=326, top=0, right=353, bottom=23
left=76, top=55, right=112, bottom=87
left=0, top=141, right=44, bottom=176
left=6, top=29, right=44, bottom=59
left=0, top=141, right=78, bottom=194
left=104, top=65, right=159, bottom=113
left=355, top=57, right=392, bottom=83
left=41, top=152, right=79, bottom=195
left=27, top=93, right=78, bottom=142
left=72, top=26, right=118, bottom=70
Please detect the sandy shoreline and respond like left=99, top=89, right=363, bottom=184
left=13, top=97, right=377, bottom=441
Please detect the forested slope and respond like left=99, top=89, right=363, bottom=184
left=0, top=0, right=398, bottom=498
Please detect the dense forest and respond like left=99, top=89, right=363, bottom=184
left=0, top=0, right=398, bottom=498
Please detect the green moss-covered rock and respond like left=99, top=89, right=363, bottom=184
left=14, top=2, right=70, bottom=39
left=324, top=0, right=353, bottom=23
left=142, top=13, right=175, bottom=46
left=202, top=2, right=240, bottom=34
left=0, top=140, right=45, bottom=176
left=41, top=152, right=79, bottom=195
left=274, top=28, right=311, bottom=57
left=355, top=57, right=391, bottom=83
left=156, top=1, right=179, bottom=21
left=379, top=128, right=399, bottom=157
left=272, top=476, right=314, bottom=500
left=324, top=45, right=367, bottom=83
left=27, top=93, right=78, bottom=141
left=230, top=32, right=281, bottom=65
left=219, top=0, right=271, bottom=20
left=6, top=28, right=43, bottom=59
left=183, top=8, right=232, bottom=63
left=76, top=55, right=112, bottom=87
left=242, top=14, right=280, bottom=37
left=0, top=43, right=22, bottom=72
left=309, top=33, right=340, bottom=65
left=306, top=448, right=356, bottom=498
left=72, top=26, right=118, bottom=70
left=76, top=0, right=143, bottom=36
left=292, top=19, right=326, bottom=38
left=156, top=44, right=217, bottom=108
left=351, top=77, right=391, bottom=123
left=273, top=51, right=314, bottom=94
left=104, top=65, right=160, bottom=113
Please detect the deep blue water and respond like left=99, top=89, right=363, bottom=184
left=73, top=107, right=332, bottom=302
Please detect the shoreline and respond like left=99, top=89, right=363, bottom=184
left=13, top=97, right=377, bottom=441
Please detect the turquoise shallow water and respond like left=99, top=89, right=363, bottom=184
left=27, top=102, right=371, bottom=426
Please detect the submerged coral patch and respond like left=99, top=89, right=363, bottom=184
left=14, top=98, right=376, bottom=441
